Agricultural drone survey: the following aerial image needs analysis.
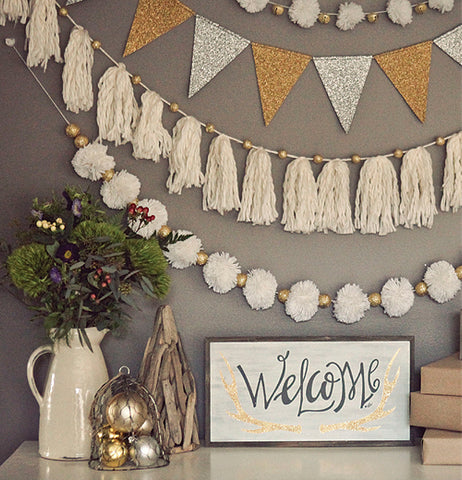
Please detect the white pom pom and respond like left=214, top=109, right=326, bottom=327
left=236, top=0, right=269, bottom=13
left=128, top=198, right=168, bottom=239
left=428, top=0, right=454, bottom=13
left=288, top=0, right=320, bottom=28
left=424, top=261, right=461, bottom=303
left=164, top=230, right=202, bottom=269
left=285, top=280, right=319, bottom=322
left=334, top=283, right=370, bottom=324
left=243, top=268, right=277, bottom=310
left=203, top=252, right=241, bottom=294
left=387, top=0, right=413, bottom=26
left=336, top=2, right=365, bottom=30
left=100, top=170, right=141, bottom=210
left=381, top=278, right=414, bottom=317
left=71, top=142, right=115, bottom=181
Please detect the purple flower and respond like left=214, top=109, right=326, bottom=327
left=56, top=243, right=80, bottom=263
left=71, top=198, right=82, bottom=217
left=50, top=267, right=62, bottom=284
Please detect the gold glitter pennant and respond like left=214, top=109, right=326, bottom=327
left=252, top=43, right=312, bottom=126
left=123, top=0, right=195, bottom=57
left=374, top=41, right=432, bottom=123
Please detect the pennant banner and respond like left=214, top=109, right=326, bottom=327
left=189, top=16, right=250, bottom=98
left=374, top=41, right=432, bottom=123
left=313, top=56, right=372, bottom=134
left=123, top=0, right=194, bottom=57
left=252, top=43, right=312, bottom=126
left=434, top=25, right=462, bottom=66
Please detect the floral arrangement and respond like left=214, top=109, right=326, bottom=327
left=4, top=186, right=170, bottom=346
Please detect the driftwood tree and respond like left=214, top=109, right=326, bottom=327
left=139, top=305, right=200, bottom=453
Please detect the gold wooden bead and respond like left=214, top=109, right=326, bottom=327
left=272, top=5, right=285, bottom=15
left=368, top=292, right=382, bottom=307
left=415, top=281, right=428, bottom=296
left=367, top=12, right=378, bottom=23
left=101, top=169, right=115, bottom=182
left=58, top=7, right=68, bottom=16
left=243, top=139, right=253, bottom=150
left=157, top=225, right=171, bottom=238
left=91, top=40, right=102, bottom=50
left=393, top=149, right=404, bottom=159
left=278, top=149, right=288, bottom=159
left=74, top=134, right=89, bottom=149
left=205, top=123, right=215, bottom=134
left=236, top=273, right=247, bottom=288
left=65, top=123, right=80, bottom=138
left=278, top=289, right=290, bottom=303
left=196, top=250, right=208, bottom=266
left=318, top=13, right=331, bottom=24
left=415, top=3, right=427, bottom=14
left=455, top=266, right=462, bottom=280
left=435, top=136, right=446, bottom=146
left=313, top=154, right=323, bottom=164
left=318, top=294, right=332, bottom=308
left=131, top=75, right=142, bottom=85
left=351, top=154, right=361, bottom=164
left=169, top=102, right=179, bottom=113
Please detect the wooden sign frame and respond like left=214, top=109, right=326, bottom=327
left=205, top=336, right=414, bottom=447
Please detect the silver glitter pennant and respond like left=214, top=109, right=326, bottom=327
left=188, top=15, right=250, bottom=97
left=313, top=55, right=372, bottom=134
left=65, top=0, right=85, bottom=4
left=434, top=25, right=462, bottom=66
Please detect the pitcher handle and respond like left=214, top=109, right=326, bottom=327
left=27, top=344, right=53, bottom=408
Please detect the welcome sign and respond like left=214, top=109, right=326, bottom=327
left=206, top=337, right=413, bottom=446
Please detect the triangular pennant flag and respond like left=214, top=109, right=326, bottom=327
left=434, top=25, right=462, bottom=66
left=374, top=41, right=432, bottom=122
left=123, top=0, right=194, bottom=57
left=252, top=43, right=311, bottom=126
left=189, top=16, right=250, bottom=97
left=313, top=56, right=372, bottom=133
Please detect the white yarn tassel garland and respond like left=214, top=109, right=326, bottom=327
left=25, top=0, right=62, bottom=70
left=97, top=64, right=139, bottom=146
left=399, top=146, right=437, bottom=229
left=62, top=26, right=94, bottom=113
left=203, top=134, right=241, bottom=215
left=316, top=160, right=354, bottom=234
left=237, top=147, right=278, bottom=225
left=1, top=0, right=29, bottom=24
left=441, top=132, right=462, bottom=212
left=132, top=91, right=172, bottom=162
left=354, top=156, right=400, bottom=235
left=282, top=157, right=317, bottom=234
left=166, top=116, right=204, bottom=194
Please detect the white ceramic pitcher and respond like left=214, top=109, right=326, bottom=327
left=27, top=328, right=109, bottom=460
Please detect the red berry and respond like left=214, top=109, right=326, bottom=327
left=90, top=294, right=96, bottom=300
left=97, top=268, right=102, bottom=275
left=150, top=215, right=156, bottom=221
left=105, top=274, right=111, bottom=280
left=101, top=282, right=107, bottom=288
left=136, top=206, right=143, bottom=213
left=107, top=278, right=111, bottom=284
left=143, top=207, right=149, bottom=215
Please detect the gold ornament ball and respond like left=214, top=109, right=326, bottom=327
left=368, top=292, right=382, bottom=307
left=101, top=169, right=115, bottom=182
left=415, top=281, right=428, bottom=296
left=272, top=5, right=284, bottom=15
left=243, top=139, right=253, bottom=150
left=95, top=425, right=123, bottom=444
left=157, top=225, right=171, bottom=238
left=236, top=273, right=247, bottom=288
left=367, top=12, right=378, bottom=23
left=351, top=154, right=361, bottom=164
left=393, top=149, right=404, bottom=159
left=131, top=74, right=142, bottom=85
left=318, top=294, right=332, bottom=308
left=100, top=438, right=128, bottom=468
left=415, top=3, right=427, bottom=14
left=106, top=392, right=149, bottom=433
left=58, top=7, right=68, bottom=16
left=455, top=265, right=462, bottom=280
left=205, top=123, right=215, bottom=134
left=278, top=289, right=290, bottom=303
left=313, top=154, right=323, bottom=164
left=169, top=102, right=179, bottom=113
left=65, top=123, right=80, bottom=138
left=278, top=149, right=288, bottom=159
left=196, top=250, right=208, bottom=266
left=435, top=136, right=446, bottom=146
left=91, top=39, right=102, bottom=50
left=137, top=416, right=154, bottom=436
left=74, top=134, right=89, bottom=149
left=318, top=13, right=331, bottom=24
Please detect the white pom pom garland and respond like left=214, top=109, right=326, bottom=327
left=424, top=261, right=461, bottom=303
left=336, top=2, right=365, bottom=31
left=236, top=0, right=269, bottom=13
left=285, top=280, right=319, bottom=322
left=71, top=142, right=115, bottom=181
left=334, top=283, right=370, bottom=324
left=288, top=0, right=320, bottom=28
left=203, top=252, right=241, bottom=294
left=128, top=198, right=168, bottom=239
left=381, top=277, right=414, bottom=317
left=164, top=230, right=202, bottom=269
left=100, top=170, right=141, bottom=209
left=428, top=0, right=454, bottom=13
left=387, top=0, right=413, bottom=26
left=243, top=268, right=277, bottom=310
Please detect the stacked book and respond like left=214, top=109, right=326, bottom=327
left=410, top=352, right=462, bottom=465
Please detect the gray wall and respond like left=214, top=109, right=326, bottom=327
left=0, top=0, right=460, bottom=464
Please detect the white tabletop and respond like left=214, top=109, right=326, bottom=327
left=1, top=441, right=461, bottom=480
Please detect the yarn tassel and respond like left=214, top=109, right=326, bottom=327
left=237, top=147, right=278, bottom=225
left=166, top=116, right=204, bottom=194
left=399, top=146, right=437, bottom=228
left=354, top=156, right=400, bottom=235
left=62, top=26, right=94, bottom=113
left=132, top=91, right=172, bottom=162
left=281, top=156, right=317, bottom=234
left=202, top=134, right=241, bottom=215
left=441, top=132, right=462, bottom=212
left=96, top=63, right=139, bottom=146
left=316, top=160, right=354, bottom=234
left=0, top=0, right=29, bottom=25
left=25, top=0, right=62, bottom=70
